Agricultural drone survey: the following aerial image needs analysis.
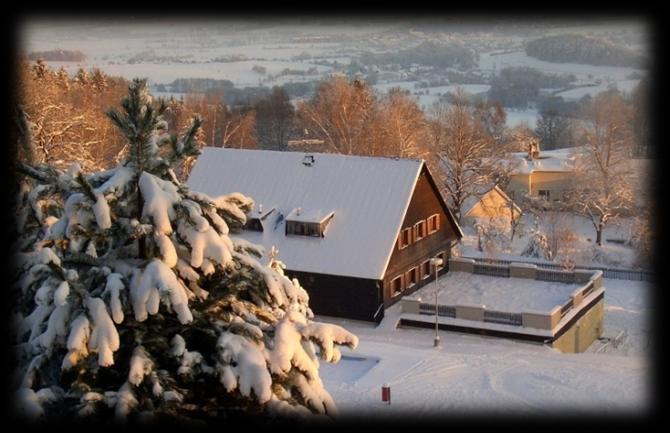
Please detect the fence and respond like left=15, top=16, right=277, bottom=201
left=484, top=310, right=523, bottom=326
left=419, top=303, right=456, bottom=318
left=462, top=256, right=653, bottom=282
left=536, top=269, right=576, bottom=284
left=473, top=263, right=510, bottom=278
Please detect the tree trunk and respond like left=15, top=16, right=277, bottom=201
left=137, top=186, right=146, bottom=259
left=596, top=223, right=603, bottom=246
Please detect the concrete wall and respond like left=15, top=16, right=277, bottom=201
left=506, top=171, right=574, bottom=200
left=449, top=257, right=475, bottom=273
left=552, top=299, right=605, bottom=353
left=401, top=298, right=421, bottom=314
left=522, top=306, right=561, bottom=330
left=510, top=262, right=537, bottom=279
left=529, top=171, right=573, bottom=196
left=455, top=305, right=485, bottom=321
left=507, top=174, right=530, bottom=199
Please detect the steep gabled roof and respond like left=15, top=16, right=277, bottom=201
left=187, top=148, right=434, bottom=280
left=462, top=185, right=522, bottom=217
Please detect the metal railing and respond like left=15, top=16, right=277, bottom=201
left=484, top=310, right=523, bottom=326
left=473, top=263, right=510, bottom=278
left=536, top=269, right=576, bottom=284
left=419, top=303, right=456, bottom=318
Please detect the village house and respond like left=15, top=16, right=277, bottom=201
left=461, top=184, right=522, bottom=227
left=187, top=148, right=463, bottom=323
left=505, top=147, right=579, bottom=202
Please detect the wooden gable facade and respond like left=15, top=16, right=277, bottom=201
left=285, top=164, right=461, bottom=323
left=382, top=165, right=461, bottom=306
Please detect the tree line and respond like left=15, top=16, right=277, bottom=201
left=16, top=60, right=652, bottom=263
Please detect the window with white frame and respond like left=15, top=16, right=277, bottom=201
left=406, top=267, right=419, bottom=288
left=398, top=227, right=412, bottom=250
left=427, top=214, right=440, bottom=234
left=421, top=260, right=432, bottom=280
left=414, top=220, right=427, bottom=241
left=391, top=275, right=404, bottom=297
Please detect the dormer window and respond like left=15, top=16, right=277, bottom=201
left=285, top=208, right=334, bottom=237
left=243, top=205, right=276, bottom=232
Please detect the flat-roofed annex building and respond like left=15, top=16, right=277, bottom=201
left=188, top=148, right=463, bottom=323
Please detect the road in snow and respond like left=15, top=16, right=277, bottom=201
left=317, top=278, right=651, bottom=417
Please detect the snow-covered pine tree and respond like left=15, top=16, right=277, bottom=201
left=11, top=79, right=358, bottom=423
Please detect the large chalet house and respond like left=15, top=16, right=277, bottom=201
left=187, top=148, right=463, bottom=323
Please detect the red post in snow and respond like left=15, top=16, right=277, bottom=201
left=381, top=383, right=391, bottom=405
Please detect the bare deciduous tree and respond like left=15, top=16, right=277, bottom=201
left=571, top=92, right=634, bottom=246
left=295, top=76, right=377, bottom=155
left=428, top=89, right=510, bottom=222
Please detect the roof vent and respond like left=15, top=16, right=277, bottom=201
left=302, top=155, right=315, bottom=166
left=258, top=203, right=263, bottom=214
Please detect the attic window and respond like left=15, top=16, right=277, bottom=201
left=285, top=208, right=334, bottom=238
left=244, top=218, right=264, bottom=232
left=243, top=206, right=275, bottom=232
left=414, top=220, right=427, bottom=241
left=427, top=214, right=440, bottom=234
left=398, top=227, right=412, bottom=250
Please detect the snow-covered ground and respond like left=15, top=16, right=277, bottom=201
left=478, top=50, right=644, bottom=84
left=504, top=108, right=539, bottom=129
left=317, top=277, right=651, bottom=416
left=458, top=212, right=639, bottom=269
left=406, top=271, right=579, bottom=313
left=42, top=60, right=331, bottom=88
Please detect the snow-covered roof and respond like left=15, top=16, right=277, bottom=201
left=510, top=147, right=581, bottom=175
left=187, top=148, right=429, bottom=280
left=461, top=184, right=521, bottom=218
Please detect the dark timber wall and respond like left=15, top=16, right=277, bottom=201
left=383, top=166, right=460, bottom=305
left=285, top=270, right=384, bottom=323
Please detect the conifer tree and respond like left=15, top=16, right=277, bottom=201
left=11, top=79, right=357, bottom=423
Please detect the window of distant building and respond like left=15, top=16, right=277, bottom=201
left=538, top=190, right=551, bottom=200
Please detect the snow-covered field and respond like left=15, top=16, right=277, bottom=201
left=43, top=60, right=331, bottom=88
left=478, top=50, right=643, bottom=83
left=317, top=277, right=651, bottom=416
left=504, top=108, right=539, bottom=129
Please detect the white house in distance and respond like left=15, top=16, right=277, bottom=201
left=505, top=147, right=580, bottom=202
left=187, top=148, right=463, bottom=323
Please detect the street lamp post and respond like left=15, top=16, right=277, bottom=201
left=430, top=257, right=443, bottom=348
